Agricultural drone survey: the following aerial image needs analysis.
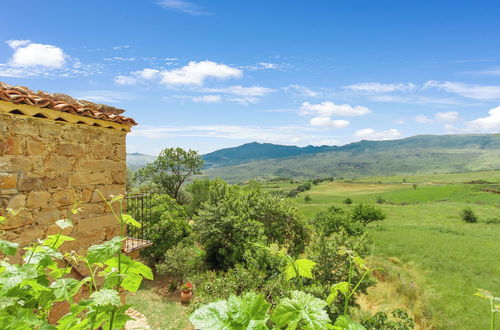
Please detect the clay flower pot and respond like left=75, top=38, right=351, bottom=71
left=180, top=290, right=193, bottom=304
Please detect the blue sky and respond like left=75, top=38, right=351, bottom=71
left=1, top=0, right=500, bottom=155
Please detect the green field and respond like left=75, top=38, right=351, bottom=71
left=261, top=170, right=500, bottom=329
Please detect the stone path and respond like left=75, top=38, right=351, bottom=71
left=125, top=308, right=151, bottom=330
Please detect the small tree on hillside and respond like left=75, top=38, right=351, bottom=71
left=461, top=207, right=478, bottom=223
left=135, top=147, right=204, bottom=201
left=351, top=203, right=386, bottom=225
left=304, top=195, right=312, bottom=203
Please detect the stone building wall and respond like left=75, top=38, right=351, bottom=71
left=0, top=112, right=127, bottom=257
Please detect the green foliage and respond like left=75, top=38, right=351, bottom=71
left=304, top=195, right=312, bottom=203
left=272, top=290, right=331, bottom=329
left=156, top=243, right=206, bottom=282
left=141, top=194, right=191, bottom=264
left=474, top=289, right=500, bottom=330
left=361, top=309, right=415, bottom=330
left=313, top=206, right=364, bottom=237
left=135, top=147, right=204, bottom=200
left=184, top=178, right=214, bottom=217
left=343, top=198, right=353, bottom=205
left=193, top=180, right=309, bottom=269
left=0, top=196, right=153, bottom=329
left=461, top=207, right=478, bottom=223
left=333, top=315, right=366, bottom=329
left=351, top=204, right=386, bottom=225
left=189, top=292, right=271, bottom=329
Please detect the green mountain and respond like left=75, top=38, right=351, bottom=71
left=202, top=134, right=500, bottom=182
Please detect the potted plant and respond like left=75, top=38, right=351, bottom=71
left=180, top=282, right=193, bottom=303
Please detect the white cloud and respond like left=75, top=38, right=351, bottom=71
left=310, top=117, right=350, bottom=128
left=114, top=75, right=137, bottom=85
left=424, top=81, right=500, bottom=100
left=114, top=68, right=161, bottom=85
left=244, top=62, right=283, bottom=71
left=71, top=90, right=135, bottom=104
left=283, top=84, right=319, bottom=97
left=465, top=106, right=500, bottom=133
left=344, top=82, right=417, bottom=93
left=192, top=95, right=221, bottom=103
left=157, top=0, right=209, bottom=15
left=7, top=40, right=66, bottom=68
left=113, top=45, right=131, bottom=50
left=415, top=111, right=460, bottom=125
left=300, top=101, right=371, bottom=117
left=160, top=60, right=242, bottom=86
left=415, top=115, right=433, bottom=124
left=355, top=128, right=401, bottom=140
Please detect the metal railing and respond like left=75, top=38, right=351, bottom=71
left=124, top=193, right=155, bottom=253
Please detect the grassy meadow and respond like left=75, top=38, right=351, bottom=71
left=261, top=170, right=500, bottom=329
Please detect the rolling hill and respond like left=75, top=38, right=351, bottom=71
left=202, top=134, right=500, bottom=182
left=127, top=134, right=500, bottom=182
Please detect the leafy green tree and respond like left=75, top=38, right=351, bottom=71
left=313, top=206, right=364, bottom=237
left=461, top=207, right=478, bottom=223
left=135, top=147, right=204, bottom=200
left=185, top=178, right=217, bottom=217
left=351, top=203, right=386, bottom=225
left=304, top=195, right=312, bottom=203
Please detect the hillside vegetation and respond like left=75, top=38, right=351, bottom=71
left=204, top=135, right=500, bottom=182
left=261, top=170, right=500, bottom=329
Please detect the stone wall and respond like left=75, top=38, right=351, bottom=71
left=0, top=112, right=127, bottom=257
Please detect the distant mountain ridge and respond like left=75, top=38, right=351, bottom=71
left=202, top=134, right=500, bottom=168
left=127, top=134, right=500, bottom=181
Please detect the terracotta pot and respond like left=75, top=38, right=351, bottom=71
left=180, top=290, right=193, bottom=304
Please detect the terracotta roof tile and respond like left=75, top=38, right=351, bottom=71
left=0, top=81, right=137, bottom=126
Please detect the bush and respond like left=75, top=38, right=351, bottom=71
left=343, top=198, right=353, bottom=205
left=461, top=207, right=478, bottom=223
left=141, top=194, right=191, bottom=264
left=351, top=203, right=386, bottom=225
left=193, top=180, right=310, bottom=270
left=304, top=195, right=312, bottom=203
left=312, top=206, right=364, bottom=237
left=362, top=309, right=415, bottom=330
left=184, top=178, right=215, bottom=217
left=375, top=196, right=385, bottom=204
left=157, top=243, right=206, bottom=283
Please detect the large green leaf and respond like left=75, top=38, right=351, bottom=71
left=190, top=292, right=270, bottom=330
left=0, top=264, right=38, bottom=290
left=285, top=258, right=316, bottom=281
left=86, top=236, right=124, bottom=264
left=23, top=245, right=62, bottom=267
left=55, top=219, right=73, bottom=230
left=332, top=315, right=366, bottom=330
left=103, top=255, right=153, bottom=292
left=90, top=289, right=121, bottom=307
left=189, top=300, right=232, bottom=329
left=0, top=240, right=18, bottom=256
left=271, top=290, right=331, bottom=330
left=50, top=278, right=79, bottom=301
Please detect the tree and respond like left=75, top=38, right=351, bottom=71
left=351, top=203, right=386, bottom=225
left=135, top=147, right=204, bottom=201
left=304, top=195, right=312, bottom=203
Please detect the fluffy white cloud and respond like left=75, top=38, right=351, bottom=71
left=424, top=81, right=500, bottom=100
left=344, top=82, right=417, bottom=93
left=465, top=106, right=500, bottom=133
left=192, top=95, right=221, bottom=103
left=201, top=85, right=274, bottom=96
left=310, top=117, right=350, bottom=128
left=114, top=75, right=137, bottom=85
left=114, top=68, right=161, bottom=85
left=301, top=101, right=371, bottom=117
left=7, top=40, right=66, bottom=68
left=355, top=128, right=401, bottom=140
left=415, top=115, right=433, bottom=124
left=160, top=60, right=242, bottom=86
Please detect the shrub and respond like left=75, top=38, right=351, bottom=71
left=193, top=181, right=310, bottom=269
left=184, top=178, right=215, bottom=217
left=304, top=195, right=312, bottom=203
left=461, top=207, right=478, bottom=223
left=141, top=194, right=191, bottom=264
left=156, top=243, right=206, bottom=283
left=375, top=196, right=385, bottom=204
left=312, top=206, right=364, bottom=237
left=351, top=203, right=386, bottom=225
left=362, top=309, right=415, bottom=330
left=343, top=198, right=353, bottom=205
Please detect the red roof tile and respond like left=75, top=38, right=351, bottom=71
left=0, top=81, right=137, bottom=126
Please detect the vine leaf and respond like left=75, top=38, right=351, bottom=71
left=326, top=282, right=350, bottom=305
left=122, top=214, right=141, bottom=228
left=90, top=289, right=121, bottom=307
left=0, top=239, right=18, bottom=256
left=285, top=258, right=316, bottom=281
